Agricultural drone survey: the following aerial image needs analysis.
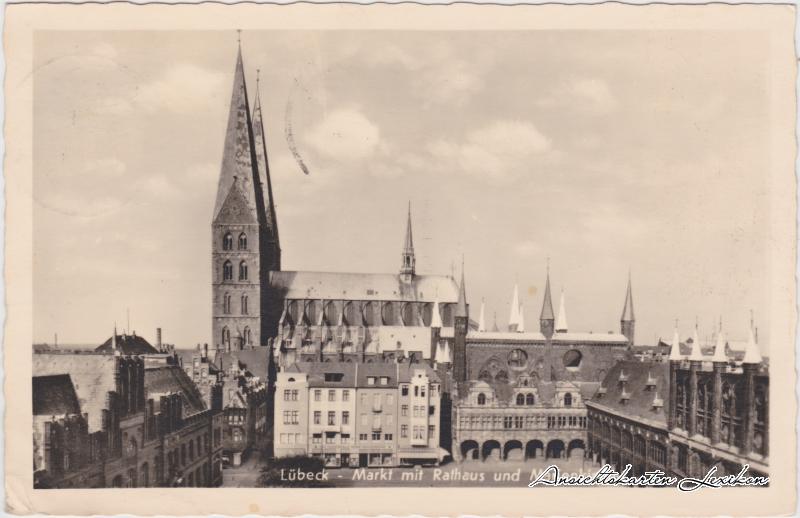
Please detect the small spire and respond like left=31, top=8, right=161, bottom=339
left=455, top=257, right=468, bottom=318
left=404, top=201, right=413, bottom=251
left=688, top=325, right=704, bottom=361
left=237, top=29, right=242, bottom=48
left=430, top=298, right=443, bottom=329
left=540, top=268, right=555, bottom=321
left=742, top=320, right=763, bottom=364
left=556, top=287, right=568, bottom=332
left=668, top=324, right=683, bottom=361
left=518, top=303, right=526, bottom=333
left=492, top=311, right=499, bottom=332
left=478, top=298, right=486, bottom=332
left=400, top=202, right=415, bottom=280
left=621, top=271, right=634, bottom=322
left=712, top=324, right=727, bottom=363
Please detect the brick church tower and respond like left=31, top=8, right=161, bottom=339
left=212, top=46, right=280, bottom=351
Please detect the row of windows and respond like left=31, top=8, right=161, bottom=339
left=220, top=326, right=252, bottom=347
left=476, top=392, right=572, bottom=407
left=222, top=294, right=248, bottom=315
left=222, top=261, right=249, bottom=281
left=458, top=414, right=587, bottom=430
left=222, top=233, right=248, bottom=251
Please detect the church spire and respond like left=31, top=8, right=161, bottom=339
left=508, top=284, right=521, bottom=331
left=455, top=258, right=468, bottom=318
left=478, top=299, right=486, bottom=332
left=540, top=264, right=555, bottom=338
left=620, top=272, right=635, bottom=344
left=252, top=67, right=281, bottom=270
left=400, top=202, right=415, bottom=282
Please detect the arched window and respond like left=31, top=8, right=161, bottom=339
left=241, top=294, right=248, bottom=315
left=238, top=233, right=247, bottom=250
left=140, top=463, right=149, bottom=487
left=526, top=393, right=535, bottom=406
left=563, top=350, right=583, bottom=368
left=223, top=233, right=233, bottom=251
left=564, top=392, right=573, bottom=407
left=223, top=293, right=231, bottom=314
left=223, top=261, right=233, bottom=281
left=243, top=327, right=251, bottom=346
left=222, top=327, right=230, bottom=348
left=239, top=261, right=248, bottom=281
left=516, top=394, right=525, bottom=406
left=477, top=393, right=486, bottom=406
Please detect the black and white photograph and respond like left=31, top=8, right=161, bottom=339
left=5, top=2, right=796, bottom=516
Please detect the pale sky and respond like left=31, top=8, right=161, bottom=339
left=33, top=30, right=771, bottom=350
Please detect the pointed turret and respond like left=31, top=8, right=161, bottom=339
left=712, top=326, right=728, bottom=363
left=508, top=284, right=521, bottom=331
left=556, top=288, right=568, bottom=333
left=742, top=325, right=763, bottom=364
left=430, top=298, right=443, bottom=329
left=455, top=264, right=468, bottom=319
left=492, top=312, right=499, bottom=332
left=668, top=325, right=683, bottom=361
left=453, top=260, right=468, bottom=382
left=518, top=303, right=526, bottom=333
left=400, top=202, right=416, bottom=283
left=620, top=273, right=635, bottom=344
left=112, top=323, right=120, bottom=355
left=540, top=268, right=555, bottom=339
left=252, top=69, right=281, bottom=270
left=688, top=327, right=704, bottom=362
left=478, top=299, right=486, bottom=332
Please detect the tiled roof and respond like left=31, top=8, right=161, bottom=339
left=96, top=333, right=159, bottom=355
left=286, top=360, right=440, bottom=388
left=33, top=375, right=81, bottom=416
left=33, top=353, right=118, bottom=432
left=145, top=365, right=207, bottom=417
left=589, top=360, right=669, bottom=427
left=217, top=348, right=270, bottom=380
left=269, top=271, right=459, bottom=302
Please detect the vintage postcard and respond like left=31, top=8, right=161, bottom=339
left=4, top=2, right=797, bottom=516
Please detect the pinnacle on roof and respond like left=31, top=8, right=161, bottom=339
left=252, top=68, right=280, bottom=244
left=518, top=303, right=526, bottom=333
left=742, top=324, right=763, bottom=364
left=430, top=298, right=443, bottom=328
left=712, top=327, right=728, bottom=363
left=688, top=327, right=704, bottom=361
left=540, top=268, right=555, bottom=321
left=213, top=46, right=263, bottom=223
left=668, top=325, right=683, bottom=361
left=621, top=272, right=635, bottom=322
left=403, top=201, right=414, bottom=253
left=455, top=259, right=468, bottom=318
left=508, top=284, right=521, bottom=329
left=556, top=288, right=568, bottom=332
left=492, top=311, right=500, bottom=332
left=478, top=299, right=486, bottom=332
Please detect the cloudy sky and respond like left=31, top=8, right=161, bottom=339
left=33, top=30, right=771, bottom=350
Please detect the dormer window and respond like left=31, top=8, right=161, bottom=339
left=645, top=372, right=657, bottom=389
left=653, top=394, right=664, bottom=409
left=619, top=370, right=629, bottom=382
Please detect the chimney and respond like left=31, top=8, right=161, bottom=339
left=204, top=343, right=209, bottom=359
left=156, top=328, right=162, bottom=351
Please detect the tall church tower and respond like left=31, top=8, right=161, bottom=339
left=400, top=202, right=415, bottom=284
left=212, top=47, right=280, bottom=351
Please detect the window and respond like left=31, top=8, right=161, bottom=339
left=526, top=393, right=535, bottom=406
left=243, top=327, right=251, bottom=346
left=238, top=232, right=247, bottom=250
left=367, top=377, right=376, bottom=386
left=239, top=261, right=248, bottom=281
left=325, top=432, right=336, bottom=444
left=223, top=293, right=231, bottom=314
left=291, top=390, right=298, bottom=401
left=429, top=405, right=435, bottom=416
left=313, top=411, right=321, bottom=425
left=400, top=425, right=408, bottom=438
left=384, top=433, right=393, bottom=441
left=401, top=405, right=408, bottom=416
left=284, top=389, right=291, bottom=401
left=342, top=390, right=350, bottom=402
left=414, top=386, right=419, bottom=397
left=563, top=349, right=583, bottom=368
left=564, top=393, right=573, bottom=407
left=241, top=295, right=248, bottom=315
left=380, top=377, right=389, bottom=386
left=359, top=433, right=368, bottom=441
left=341, top=434, right=350, bottom=443
left=223, top=261, right=233, bottom=281
left=413, top=426, right=424, bottom=440
left=477, top=393, right=486, bottom=406
left=516, top=394, right=525, bottom=406
left=221, top=327, right=230, bottom=348
left=401, top=385, right=409, bottom=396
left=372, top=432, right=381, bottom=441
left=428, top=425, right=436, bottom=439
left=314, top=390, right=321, bottom=402
left=328, top=411, right=336, bottom=426
left=312, top=433, right=322, bottom=444
left=328, top=390, right=336, bottom=402
left=342, top=411, right=350, bottom=425
left=223, top=233, right=233, bottom=250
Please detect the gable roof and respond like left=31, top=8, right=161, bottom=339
left=96, top=333, right=159, bottom=355
left=269, top=271, right=459, bottom=303
left=589, top=360, right=669, bottom=428
left=33, top=375, right=81, bottom=417
left=145, top=365, right=207, bottom=417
